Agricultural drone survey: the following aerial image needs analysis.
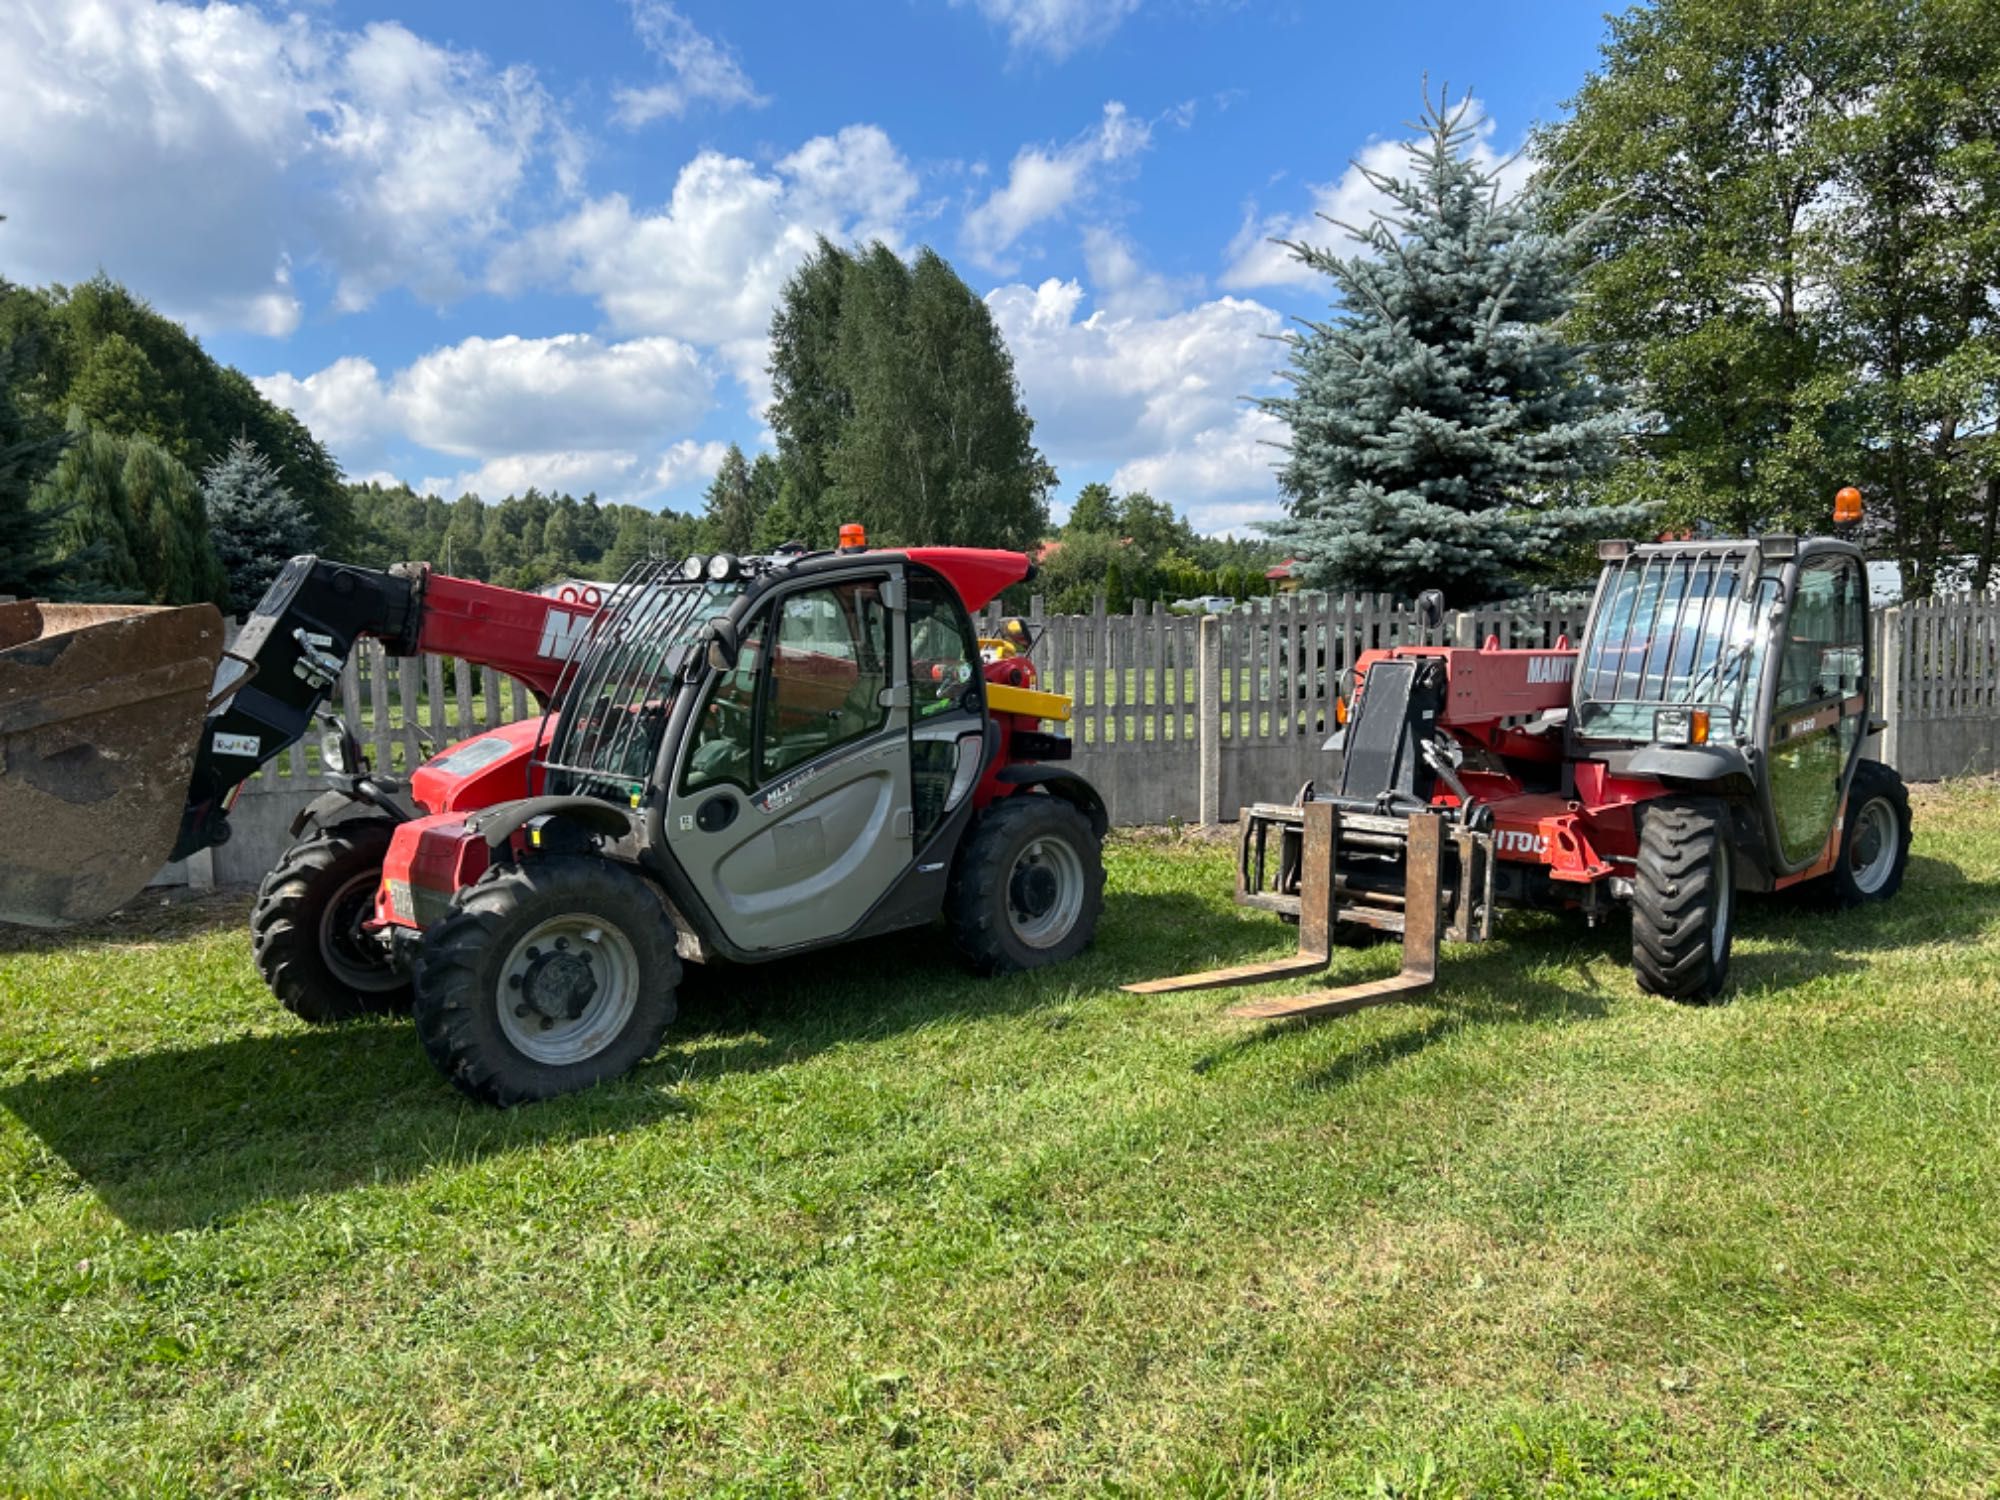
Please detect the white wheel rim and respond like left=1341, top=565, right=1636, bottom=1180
left=1710, top=840, right=1732, bottom=969
left=1007, top=835, right=1085, bottom=948
left=496, top=914, right=640, bottom=1066
left=1849, top=797, right=1899, bottom=895
left=317, top=868, right=402, bottom=993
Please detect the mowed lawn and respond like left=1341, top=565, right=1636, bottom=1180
left=3, top=788, right=1999, bottom=1497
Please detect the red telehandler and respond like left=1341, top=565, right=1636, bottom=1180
left=1127, top=493, right=1913, bottom=1018
left=1, top=538, right=1105, bottom=1104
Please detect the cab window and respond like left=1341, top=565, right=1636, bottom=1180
left=681, top=616, right=768, bottom=794
left=907, top=573, right=985, bottom=842
left=908, top=573, right=982, bottom=719
left=760, top=581, right=891, bottom=779
left=1775, top=558, right=1864, bottom=713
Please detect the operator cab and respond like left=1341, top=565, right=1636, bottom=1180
left=1573, top=531, right=1872, bottom=881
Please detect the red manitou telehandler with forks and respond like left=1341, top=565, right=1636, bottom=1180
left=1127, top=491, right=1912, bottom=1019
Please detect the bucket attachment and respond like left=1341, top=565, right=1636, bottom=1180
left=0, top=600, right=225, bottom=927
left=1123, top=799, right=1493, bottom=1023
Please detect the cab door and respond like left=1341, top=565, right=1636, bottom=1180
left=666, top=569, right=914, bottom=953
left=1763, top=554, right=1867, bottom=868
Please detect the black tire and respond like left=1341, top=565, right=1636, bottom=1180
left=411, top=856, right=680, bottom=1107
left=947, top=794, right=1106, bottom=975
left=251, top=819, right=411, bottom=1024
left=1631, top=797, right=1735, bottom=1005
left=1821, top=759, right=1912, bottom=907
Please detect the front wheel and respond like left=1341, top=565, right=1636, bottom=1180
left=412, top=857, right=680, bottom=1106
left=948, top=795, right=1105, bottom=975
left=1631, top=797, right=1735, bottom=1005
left=251, top=819, right=411, bottom=1023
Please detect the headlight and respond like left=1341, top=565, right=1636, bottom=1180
left=707, top=552, right=741, bottom=582
left=679, top=554, right=708, bottom=582
left=320, top=728, right=349, bottom=773
left=1654, top=707, right=1711, bottom=746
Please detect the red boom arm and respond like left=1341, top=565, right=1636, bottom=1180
left=408, top=571, right=599, bottom=700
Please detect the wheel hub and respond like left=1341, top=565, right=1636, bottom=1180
left=1011, top=862, right=1059, bottom=920
left=520, top=943, right=596, bottom=1022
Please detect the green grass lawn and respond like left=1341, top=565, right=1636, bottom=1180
left=4, top=787, right=2000, bottom=1496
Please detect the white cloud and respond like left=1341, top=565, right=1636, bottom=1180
left=256, top=332, right=717, bottom=503
left=989, top=277, right=1282, bottom=456
left=0, top=0, right=576, bottom=334
left=1112, top=408, right=1289, bottom=533
left=962, top=102, right=1150, bottom=269
left=954, top=0, right=1141, bottom=60
left=653, top=439, right=732, bottom=489
left=254, top=356, right=398, bottom=461
left=316, top=22, right=576, bottom=311
left=492, top=124, right=919, bottom=412
left=392, top=334, right=711, bottom=456
left=1222, top=101, right=1535, bottom=290
left=613, top=0, right=765, bottom=127
left=985, top=277, right=1289, bottom=532
left=1081, top=224, right=1199, bottom=319
left=421, top=451, right=645, bottom=503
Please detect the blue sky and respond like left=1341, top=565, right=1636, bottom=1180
left=2, top=0, right=1610, bottom=533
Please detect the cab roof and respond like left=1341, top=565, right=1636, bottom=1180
left=899, top=548, right=1033, bottom=612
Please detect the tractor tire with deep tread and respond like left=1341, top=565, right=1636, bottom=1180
left=411, top=856, right=680, bottom=1107
left=251, top=819, right=411, bottom=1023
left=1821, top=759, right=1912, bottom=907
left=1631, top=797, right=1736, bottom=1005
left=948, top=794, right=1105, bottom=975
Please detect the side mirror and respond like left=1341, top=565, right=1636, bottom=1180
left=1417, top=590, right=1445, bottom=633
left=999, top=616, right=1035, bottom=654
left=704, top=618, right=740, bottom=673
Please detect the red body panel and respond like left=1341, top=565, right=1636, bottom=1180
left=377, top=811, right=492, bottom=929
left=1352, top=641, right=1849, bottom=894
left=410, top=571, right=598, bottom=700
left=902, top=548, right=1032, bottom=613
left=974, top=653, right=1048, bottom=810
left=1354, top=642, right=1575, bottom=763
left=408, top=716, right=551, bottom=812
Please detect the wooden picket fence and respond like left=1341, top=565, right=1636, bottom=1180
left=170, top=585, right=1995, bottom=886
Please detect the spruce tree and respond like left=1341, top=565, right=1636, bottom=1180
left=1263, top=87, right=1640, bottom=602
left=699, top=443, right=760, bottom=553
left=202, top=435, right=314, bottom=615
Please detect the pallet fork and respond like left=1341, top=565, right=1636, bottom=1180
left=1123, top=799, right=1494, bottom=1022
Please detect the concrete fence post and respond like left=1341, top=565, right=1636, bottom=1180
left=1879, top=605, right=1903, bottom=771
left=1451, top=610, right=1476, bottom=650
left=1198, top=613, right=1221, bottom=824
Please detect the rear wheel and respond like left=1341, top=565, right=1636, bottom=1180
left=412, top=857, right=680, bottom=1106
left=251, top=819, right=410, bottom=1023
left=948, top=795, right=1105, bottom=975
left=1631, top=797, right=1735, bottom=1005
left=1824, top=760, right=1912, bottom=907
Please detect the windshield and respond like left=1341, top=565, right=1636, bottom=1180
left=1575, top=547, right=1777, bottom=741
left=540, top=564, right=751, bottom=798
